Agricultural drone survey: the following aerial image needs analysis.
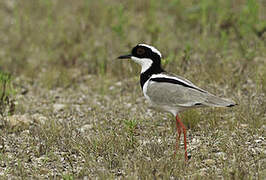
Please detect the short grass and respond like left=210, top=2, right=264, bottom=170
left=0, top=0, right=265, bottom=179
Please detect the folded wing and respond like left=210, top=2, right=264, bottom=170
left=146, top=75, right=236, bottom=108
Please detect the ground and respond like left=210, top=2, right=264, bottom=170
left=0, top=0, right=265, bottom=179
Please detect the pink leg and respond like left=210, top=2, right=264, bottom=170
left=175, top=116, right=182, bottom=153
left=175, top=114, right=188, bottom=161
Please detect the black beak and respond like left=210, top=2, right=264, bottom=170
left=117, top=54, right=132, bottom=59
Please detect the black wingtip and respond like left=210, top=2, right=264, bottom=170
left=227, top=103, right=238, bottom=107
left=194, top=103, right=202, bottom=106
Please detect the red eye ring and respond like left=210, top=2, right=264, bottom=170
left=137, top=48, right=145, bottom=55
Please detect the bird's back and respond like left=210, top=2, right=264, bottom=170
left=145, top=73, right=236, bottom=112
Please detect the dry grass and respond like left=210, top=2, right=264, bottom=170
left=0, top=0, right=265, bottom=179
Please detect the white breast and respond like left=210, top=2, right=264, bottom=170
left=142, top=79, right=152, bottom=103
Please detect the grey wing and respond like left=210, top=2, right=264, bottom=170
left=146, top=81, right=235, bottom=108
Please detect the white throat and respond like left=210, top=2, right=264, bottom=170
left=131, top=57, right=153, bottom=73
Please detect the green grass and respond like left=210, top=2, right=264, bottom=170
left=0, top=0, right=265, bottom=179
left=0, top=72, right=15, bottom=117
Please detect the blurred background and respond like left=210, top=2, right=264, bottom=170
left=0, top=0, right=265, bottom=85
left=0, top=0, right=265, bottom=178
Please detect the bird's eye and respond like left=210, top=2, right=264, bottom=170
left=137, top=48, right=145, bottom=55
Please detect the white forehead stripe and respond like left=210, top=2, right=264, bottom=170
left=139, top=44, right=162, bottom=58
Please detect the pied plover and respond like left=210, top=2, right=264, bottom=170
left=118, top=44, right=236, bottom=160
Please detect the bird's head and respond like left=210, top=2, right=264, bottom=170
left=118, top=44, right=162, bottom=73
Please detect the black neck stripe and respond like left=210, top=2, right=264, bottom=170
left=150, top=77, right=206, bottom=93
left=140, top=64, right=164, bottom=89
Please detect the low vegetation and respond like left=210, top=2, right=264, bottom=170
left=0, top=0, right=265, bottom=179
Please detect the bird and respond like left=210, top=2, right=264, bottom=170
left=118, top=43, right=236, bottom=160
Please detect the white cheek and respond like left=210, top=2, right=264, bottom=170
left=131, top=57, right=153, bottom=73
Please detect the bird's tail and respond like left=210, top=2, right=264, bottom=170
left=204, top=93, right=236, bottom=107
